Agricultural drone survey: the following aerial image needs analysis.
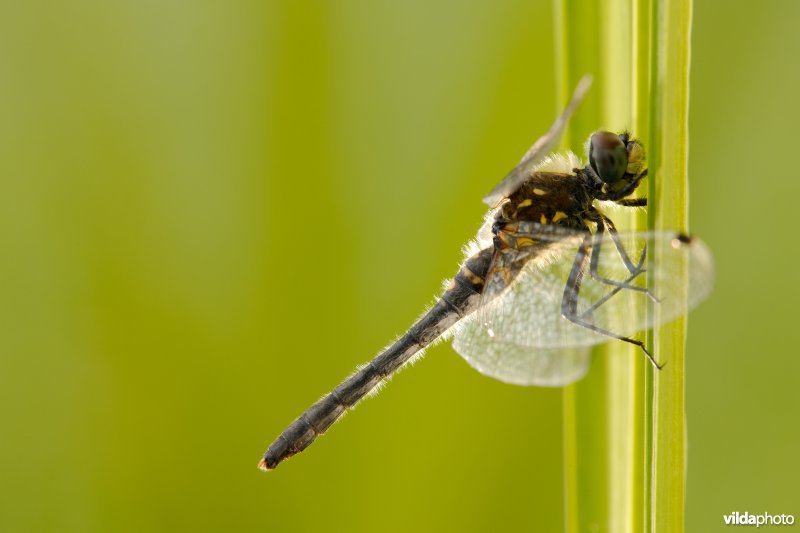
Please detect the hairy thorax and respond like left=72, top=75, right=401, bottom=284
left=496, top=171, right=591, bottom=232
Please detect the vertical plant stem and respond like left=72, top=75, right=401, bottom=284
left=557, top=0, right=692, bottom=531
left=558, top=1, right=639, bottom=532
left=633, top=0, right=653, bottom=530
left=647, top=0, right=693, bottom=531
left=599, top=4, right=644, bottom=533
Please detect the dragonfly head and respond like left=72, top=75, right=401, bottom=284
left=587, top=131, right=647, bottom=199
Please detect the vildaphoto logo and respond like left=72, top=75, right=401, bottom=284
left=724, top=511, right=795, bottom=527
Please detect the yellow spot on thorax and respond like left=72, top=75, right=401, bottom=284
left=552, top=211, right=568, bottom=222
left=540, top=214, right=548, bottom=224
left=533, top=188, right=547, bottom=196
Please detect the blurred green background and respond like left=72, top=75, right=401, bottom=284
left=1, top=1, right=798, bottom=531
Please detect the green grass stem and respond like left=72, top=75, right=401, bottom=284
left=556, top=0, right=693, bottom=531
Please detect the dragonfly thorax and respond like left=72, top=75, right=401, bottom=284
left=491, top=131, right=647, bottom=254
left=496, top=173, right=592, bottom=233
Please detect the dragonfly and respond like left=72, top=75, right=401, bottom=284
left=258, top=76, right=714, bottom=471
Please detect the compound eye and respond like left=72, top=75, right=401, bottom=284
left=589, top=131, right=629, bottom=183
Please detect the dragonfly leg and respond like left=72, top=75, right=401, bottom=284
left=615, top=197, right=647, bottom=207
left=578, top=268, right=651, bottom=321
left=595, top=214, right=644, bottom=275
left=561, top=234, right=663, bottom=370
left=586, top=216, right=659, bottom=303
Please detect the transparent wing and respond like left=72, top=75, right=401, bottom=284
left=452, top=224, right=714, bottom=386
left=451, top=313, right=593, bottom=386
left=482, top=75, right=592, bottom=207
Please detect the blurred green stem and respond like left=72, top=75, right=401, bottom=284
left=556, top=0, right=692, bottom=531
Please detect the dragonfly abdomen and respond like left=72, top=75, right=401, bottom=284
left=258, top=246, right=494, bottom=471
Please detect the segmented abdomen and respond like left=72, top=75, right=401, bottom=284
left=259, top=246, right=494, bottom=470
